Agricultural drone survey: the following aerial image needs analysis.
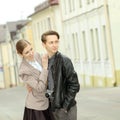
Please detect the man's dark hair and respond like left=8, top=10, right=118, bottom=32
left=41, top=30, right=60, bottom=43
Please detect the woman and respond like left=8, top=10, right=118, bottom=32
left=16, top=39, right=53, bottom=120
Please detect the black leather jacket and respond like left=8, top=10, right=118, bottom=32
left=50, top=52, right=80, bottom=111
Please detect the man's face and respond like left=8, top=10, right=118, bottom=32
left=43, top=35, right=59, bottom=57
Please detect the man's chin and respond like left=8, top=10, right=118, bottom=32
left=53, top=50, right=58, bottom=54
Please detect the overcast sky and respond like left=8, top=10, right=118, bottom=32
left=0, top=0, right=45, bottom=24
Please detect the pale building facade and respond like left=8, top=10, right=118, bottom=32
left=60, top=0, right=120, bottom=87
left=29, top=0, right=65, bottom=54
left=0, top=25, right=6, bottom=88
left=27, top=0, right=120, bottom=88
left=2, top=0, right=118, bottom=88
left=2, top=23, right=16, bottom=88
left=0, top=44, right=4, bottom=88
left=20, top=21, right=34, bottom=47
left=0, top=20, right=28, bottom=88
left=1, top=43, right=14, bottom=88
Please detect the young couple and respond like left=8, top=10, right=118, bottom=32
left=16, top=30, right=80, bottom=120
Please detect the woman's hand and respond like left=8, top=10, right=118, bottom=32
left=26, top=84, right=32, bottom=92
left=41, top=54, right=48, bottom=70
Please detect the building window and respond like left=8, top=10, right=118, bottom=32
left=72, top=32, right=80, bottom=61
left=35, top=23, right=38, bottom=40
left=68, top=0, right=75, bottom=12
left=95, top=28, right=100, bottom=60
left=63, top=0, right=67, bottom=14
left=37, top=22, right=40, bottom=39
left=43, top=20, right=47, bottom=32
left=33, top=24, right=37, bottom=40
left=102, top=25, right=108, bottom=60
left=69, top=0, right=72, bottom=12
left=71, top=0, right=75, bottom=11
left=82, top=31, right=88, bottom=60
left=41, top=21, right=44, bottom=32
left=79, top=0, right=82, bottom=8
left=86, top=0, right=94, bottom=4
left=87, top=0, right=90, bottom=4
left=47, top=17, right=52, bottom=29
left=90, top=29, right=95, bottom=60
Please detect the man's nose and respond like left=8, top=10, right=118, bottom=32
left=29, top=51, right=33, bottom=55
left=53, top=42, right=57, bottom=46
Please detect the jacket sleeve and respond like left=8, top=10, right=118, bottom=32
left=62, top=58, right=80, bottom=111
left=19, top=68, right=48, bottom=92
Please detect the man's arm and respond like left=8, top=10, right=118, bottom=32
left=62, top=57, right=80, bottom=111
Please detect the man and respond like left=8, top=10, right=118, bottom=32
left=41, top=30, right=80, bottom=120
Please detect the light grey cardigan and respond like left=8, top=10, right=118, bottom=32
left=19, top=52, right=48, bottom=110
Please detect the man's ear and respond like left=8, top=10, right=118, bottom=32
left=42, top=42, right=45, bottom=48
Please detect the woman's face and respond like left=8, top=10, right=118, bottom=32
left=22, top=44, right=34, bottom=61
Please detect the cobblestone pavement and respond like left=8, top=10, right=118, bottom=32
left=0, top=86, right=120, bottom=120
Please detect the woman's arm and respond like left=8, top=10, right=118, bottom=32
left=19, top=69, right=48, bottom=92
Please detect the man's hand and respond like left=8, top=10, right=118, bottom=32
left=61, top=108, right=67, bottom=113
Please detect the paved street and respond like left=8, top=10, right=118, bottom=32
left=0, top=86, right=120, bottom=120
left=0, top=86, right=26, bottom=120
left=77, top=87, right=120, bottom=120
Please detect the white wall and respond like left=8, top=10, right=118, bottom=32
left=108, top=0, right=120, bottom=69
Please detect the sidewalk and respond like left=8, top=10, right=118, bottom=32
left=77, top=87, right=120, bottom=120
left=0, top=86, right=120, bottom=120
left=0, top=86, right=26, bottom=120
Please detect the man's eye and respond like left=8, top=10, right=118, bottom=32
left=55, top=41, right=59, bottom=43
left=49, top=42, right=53, bottom=44
left=25, top=51, right=29, bottom=54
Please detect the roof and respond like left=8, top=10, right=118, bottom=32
left=6, top=20, right=28, bottom=32
left=6, top=20, right=28, bottom=40
left=28, top=0, right=59, bottom=17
